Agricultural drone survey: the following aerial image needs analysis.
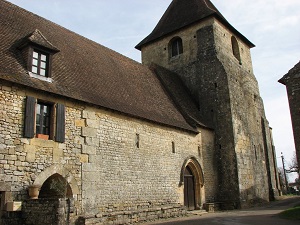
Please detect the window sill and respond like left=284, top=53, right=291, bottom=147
left=169, top=54, right=182, bottom=62
left=29, top=72, right=53, bottom=83
left=36, top=134, right=49, bottom=140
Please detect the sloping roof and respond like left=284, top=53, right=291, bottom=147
left=0, top=0, right=210, bottom=132
left=279, top=61, right=300, bottom=85
left=136, top=0, right=254, bottom=50
left=150, top=64, right=213, bottom=129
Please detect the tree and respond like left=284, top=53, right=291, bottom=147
left=286, top=152, right=299, bottom=174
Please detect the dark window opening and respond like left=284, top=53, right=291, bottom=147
left=31, top=50, right=49, bottom=77
left=36, top=102, right=51, bottom=135
left=254, top=145, right=258, bottom=160
left=24, top=96, right=65, bottom=143
left=172, top=141, right=175, bottom=153
left=231, top=36, right=241, bottom=64
left=170, top=37, right=183, bottom=58
left=136, top=133, right=140, bottom=148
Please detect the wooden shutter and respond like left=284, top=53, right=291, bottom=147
left=24, top=96, right=36, bottom=138
left=55, top=103, right=65, bottom=143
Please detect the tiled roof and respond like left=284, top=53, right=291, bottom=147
left=0, top=0, right=209, bottom=132
left=20, top=29, right=60, bottom=52
left=279, top=61, right=300, bottom=85
left=136, top=0, right=254, bottom=50
left=150, top=64, right=212, bottom=129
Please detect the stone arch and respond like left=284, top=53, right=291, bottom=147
left=169, top=36, right=183, bottom=58
left=180, top=156, right=204, bottom=210
left=33, top=164, right=79, bottom=197
left=39, top=173, right=73, bottom=198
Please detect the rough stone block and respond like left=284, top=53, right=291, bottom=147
left=82, top=127, right=97, bottom=137
left=85, top=137, right=99, bottom=146
left=82, top=145, right=96, bottom=155
left=53, top=147, right=63, bottom=162
left=25, top=145, right=36, bottom=162
left=75, top=119, right=86, bottom=127
left=79, top=154, right=89, bottom=163
left=82, top=110, right=96, bottom=120
left=86, top=119, right=98, bottom=128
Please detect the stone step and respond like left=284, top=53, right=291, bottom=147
left=187, top=210, right=208, bottom=216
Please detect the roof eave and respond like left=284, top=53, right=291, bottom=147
left=278, top=77, right=287, bottom=85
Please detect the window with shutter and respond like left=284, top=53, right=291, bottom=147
left=35, top=102, right=51, bottom=135
left=24, top=96, right=65, bottom=143
left=24, top=96, right=36, bottom=138
left=55, top=103, right=65, bottom=143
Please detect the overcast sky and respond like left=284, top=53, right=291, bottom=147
left=6, top=0, right=300, bottom=181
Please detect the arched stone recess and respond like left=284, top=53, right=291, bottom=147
left=33, top=164, right=80, bottom=198
left=179, top=156, right=205, bottom=210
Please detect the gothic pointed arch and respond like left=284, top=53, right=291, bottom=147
left=33, top=164, right=79, bottom=197
left=39, top=173, right=73, bottom=198
left=179, top=156, right=204, bottom=210
left=179, top=156, right=204, bottom=186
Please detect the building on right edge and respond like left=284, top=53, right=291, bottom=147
left=279, top=61, right=300, bottom=178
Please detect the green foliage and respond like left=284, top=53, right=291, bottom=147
left=279, top=204, right=300, bottom=220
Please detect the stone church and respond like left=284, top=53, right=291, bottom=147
left=0, top=0, right=280, bottom=224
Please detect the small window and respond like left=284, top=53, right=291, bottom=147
left=231, top=36, right=241, bottom=64
left=36, top=102, right=51, bottom=135
left=169, top=37, right=183, bottom=58
left=172, top=141, right=175, bottom=153
left=31, top=50, right=49, bottom=77
left=24, top=96, right=65, bottom=142
left=135, top=133, right=140, bottom=148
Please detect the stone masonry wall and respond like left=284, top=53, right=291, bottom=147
left=140, top=17, right=279, bottom=208
left=80, top=106, right=210, bottom=216
left=214, top=20, right=279, bottom=205
left=0, top=80, right=215, bottom=224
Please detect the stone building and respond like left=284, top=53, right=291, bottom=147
left=279, top=61, right=300, bottom=177
left=0, top=0, right=280, bottom=224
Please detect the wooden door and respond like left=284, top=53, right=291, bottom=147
left=184, top=166, right=196, bottom=210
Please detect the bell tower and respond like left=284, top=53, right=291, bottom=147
left=136, top=0, right=280, bottom=208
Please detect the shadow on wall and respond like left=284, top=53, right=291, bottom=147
left=239, top=186, right=270, bottom=208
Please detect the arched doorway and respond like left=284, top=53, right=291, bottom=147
left=184, top=166, right=196, bottom=210
left=180, top=157, right=204, bottom=210
left=39, top=173, right=73, bottom=199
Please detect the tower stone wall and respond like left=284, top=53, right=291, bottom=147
left=140, top=18, right=280, bottom=208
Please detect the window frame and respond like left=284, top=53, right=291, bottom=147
left=31, top=50, right=49, bottom=77
left=35, top=102, right=52, bottom=136
left=231, top=36, right=242, bottom=64
left=27, top=46, right=53, bottom=81
left=169, top=37, right=183, bottom=58
left=24, top=96, right=65, bottom=143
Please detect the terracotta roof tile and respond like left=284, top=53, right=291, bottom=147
left=0, top=0, right=208, bottom=133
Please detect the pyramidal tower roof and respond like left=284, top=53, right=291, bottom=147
left=136, top=0, right=254, bottom=50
